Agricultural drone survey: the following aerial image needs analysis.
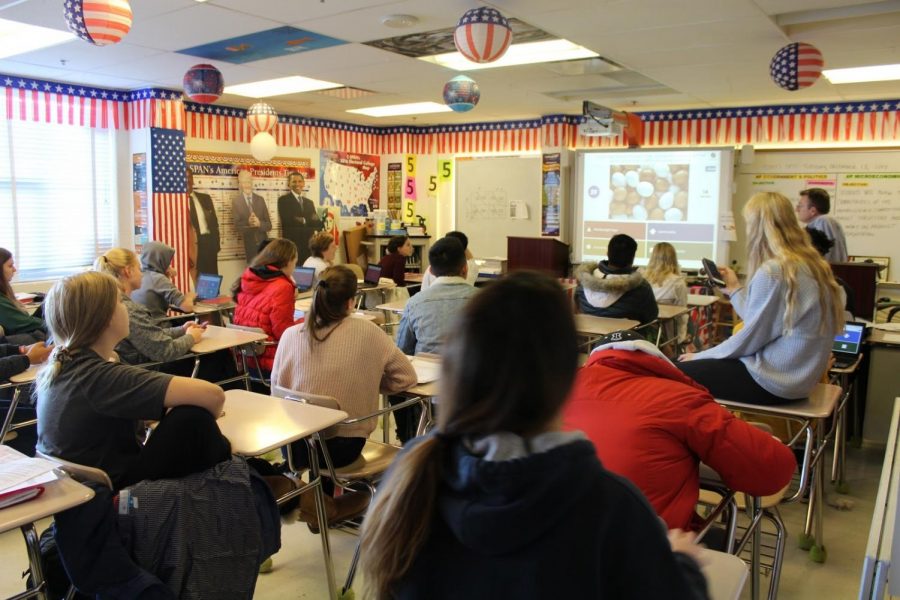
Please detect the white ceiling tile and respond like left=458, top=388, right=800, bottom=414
left=6, top=41, right=165, bottom=72
left=124, top=5, right=282, bottom=52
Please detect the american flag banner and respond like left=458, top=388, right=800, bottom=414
left=150, top=127, right=191, bottom=294
left=1, top=75, right=128, bottom=129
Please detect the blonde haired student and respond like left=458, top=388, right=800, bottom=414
left=644, top=242, right=688, bottom=342
left=678, top=192, right=845, bottom=405
left=359, top=272, right=707, bottom=600
left=36, top=271, right=229, bottom=490
left=94, top=248, right=204, bottom=365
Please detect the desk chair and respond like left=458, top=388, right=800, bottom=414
left=0, top=381, right=37, bottom=444
left=226, top=323, right=275, bottom=389
left=272, top=385, right=427, bottom=597
left=35, top=451, right=112, bottom=490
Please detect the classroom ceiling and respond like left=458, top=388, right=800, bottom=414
left=1, top=0, right=899, bottom=126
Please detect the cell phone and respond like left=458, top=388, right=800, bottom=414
left=702, top=258, right=726, bottom=288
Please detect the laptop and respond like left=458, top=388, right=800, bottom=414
left=832, top=321, right=866, bottom=369
left=293, top=266, right=316, bottom=293
left=195, top=273, right=232, bottom=305
left=358, top=264, right=383, bottom=289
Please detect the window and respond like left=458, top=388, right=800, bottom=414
left=0, top=119, right=116, bottom=281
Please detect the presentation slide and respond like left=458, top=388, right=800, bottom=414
left=576, top=149, right=732, bottom=269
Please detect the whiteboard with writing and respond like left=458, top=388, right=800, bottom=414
left=455, top=156, right=542, bottom=258
left=734, top=150, right=900, bottom=278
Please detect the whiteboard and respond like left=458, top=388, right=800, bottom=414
left=455, top=156, right=542, bottom=258
left=734, top=149, right=900, bottom=279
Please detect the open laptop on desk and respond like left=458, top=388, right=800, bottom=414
left=195, top=273, right=232, bottom=306
left=293, top=266, right=316, bottom=295
left=832, top=321, right=866, bottom=369
left=358, top=264, right=383, bottom=290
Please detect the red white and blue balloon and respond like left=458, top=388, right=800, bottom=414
left=770, top=42, right=824, bottom=91
left=63, top=0, right=132, bottom=46
left=453, top=7, right=512, bottom=64
left=183, top=64, right=224, bottom=104
left=443, top=75, right=480, bottom=112
left=246, top=102, right=278, bottom=133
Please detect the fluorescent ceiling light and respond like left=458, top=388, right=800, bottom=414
left=419, top=39, right=598, bottom=71
left=224, top=76, right=342, bottom=98
left=347, top=102, right=452, bottom=117
left=823, top=64, right=900, bottom=84
left=0, top=18, right=74, bottom=60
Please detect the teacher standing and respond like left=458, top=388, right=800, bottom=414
left=278, top=172, right=322, bottom=264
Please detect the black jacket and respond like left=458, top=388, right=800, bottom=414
left=0, top=342, right=29, bottom=381
left=575, top=261, right=659, bottom=325
left=393, top=436, right=707, bottom=599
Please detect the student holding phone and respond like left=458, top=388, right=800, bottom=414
left=676, top=192, right=844, bottom=405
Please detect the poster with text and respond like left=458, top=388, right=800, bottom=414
left=132, top=153, right=149, bottom=250
left=187, top=154, right=314, bottom=261
left=319, top=150, right=380, bottom=217
left=542, top=153, right=561, bottom=236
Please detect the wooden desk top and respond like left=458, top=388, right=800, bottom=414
left=716, top=383, right=841, bottom=420
left=687, top=294, right=719, bottom=307
left=9, top=364, right=39, bottom=384
left=375, top=299, right=408, bottom=314
left=295, top=298, right=313, bottom=312
left=404, top=272, right=424, bottom=284
left=218, top=389, right=348, bottom=456
left=869, top=327, right=900, bottom=346
left=406, top=355, right=441, bottom=397
left=574, top=314, right=640, bottom=337
left=193, top=301, right=235, bottom=314
left=191, top=325, right=268, bottom=355
left=702, top=549, right=748, bottom=600
left=0, top=475, right=93, bottom=534
left=657, top=304, right=692, bottom=319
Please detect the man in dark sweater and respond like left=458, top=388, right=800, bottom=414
left=574, top=233, right=658, bottom=324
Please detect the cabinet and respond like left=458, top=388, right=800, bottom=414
left=368, top=235, right=431, bottom=272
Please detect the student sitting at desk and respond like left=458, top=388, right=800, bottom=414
left=232, top=238, right=302, bottom=373
left=575, top=233, right=659, bottom=325
left=94, top=248, right=204, bottom=365
left=0, top=247, right=48, bottom=343
left=379, top=235, right=412, bottom=286
left=677, top=192, right=844, bottom=405
left=420, top=230, right=479, bottom=290
left=0, top=338, right=51, bottom=381
left=360, top=272, right=707, bottom=600
left=644, top=241, right=689, bottom=343
left=303, top=231, right=337, bottom=286
left=566, top=329, right=796, bottom=537
left=272, top=265, right=416, bottom=526
left=131, top=241, right=196, bottom=319
left=35, top=271, right=230, bottom=491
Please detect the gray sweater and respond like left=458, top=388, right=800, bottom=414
left=694, top=260, right=835, bottom=399
left=117, top=295, right=194, bottom=365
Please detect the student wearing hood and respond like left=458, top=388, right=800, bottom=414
left=232, top=238, right=302, bottom=373
left=131, top=241, right=195, bottom=319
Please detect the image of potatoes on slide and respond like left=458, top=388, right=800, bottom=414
left=608, top=164, right=689, bottom=222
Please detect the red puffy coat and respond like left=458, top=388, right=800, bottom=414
left=232, top=267, right=300, bottom=370
left=564, top=347, right=796, bottom=531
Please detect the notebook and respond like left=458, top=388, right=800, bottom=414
left=832, top=321, right=866, bottom=369
left=358, top=264, right=383, bottom=289
left=293, top=266, right=316, bottom=293
left=195, top=273, right=231, bottom=305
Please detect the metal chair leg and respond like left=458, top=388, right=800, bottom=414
left=764, top=508, right=786, bottom=600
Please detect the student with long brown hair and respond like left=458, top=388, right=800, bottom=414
left=232, top=238, right=302, bottom=373
left=0, top=248, right=47, bottom=342
left=271, top=265, right=416, bottom=526
left=359, top=271, right=707, bottom=600
left=678, top=192, right=845, bottom=404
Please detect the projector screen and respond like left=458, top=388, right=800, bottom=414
left=574, top=148, right=733, bottom=269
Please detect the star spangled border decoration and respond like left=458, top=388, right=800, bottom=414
left=2, top=71, right=899, bottom=135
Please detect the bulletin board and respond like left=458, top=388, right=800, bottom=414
left=733, top=149, right=900, bottom=279
left=455, top=155, right=542, bottom=258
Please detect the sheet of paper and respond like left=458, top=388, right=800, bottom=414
left=0, top=446, right=59, bottom=493
left=410, top=357, right=441, bottom=384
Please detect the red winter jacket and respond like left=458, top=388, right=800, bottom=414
left=564, top=347, right=796, bottom=531
left=232, top=266, right=300, bottom=370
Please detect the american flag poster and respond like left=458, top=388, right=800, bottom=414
left=150, top=127, right=190, bottom=293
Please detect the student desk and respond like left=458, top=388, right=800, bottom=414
left=829, top=353, right=864, bottom=491
left=573, top=314, right=640, bottom=350
left=189, top=325, right=268, bottom=386
left=715, top=384, right=841, bottom=575
left=0, top=364, right=39, bottom=442
left=216, top=389, right=348, bottom=600
left=375, top=299, right=407, bottom=315
left=703, top=549, right=748, bottom=600
left=0, top=473, right=93, bottom=600
left=655, top=304, right=692, bottom=351
left=863, top=327, right=900, bottom=445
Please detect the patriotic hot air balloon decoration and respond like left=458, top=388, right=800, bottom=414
left=443, top=75, right=480, bottom=112
left=770, top=43, right=824, bottom=91
left=453, top=7, right=512, bottom=64
left=63, top=0, right=133, bottom=46
left=183, top=64, right=224, bottom=104
left=246, top=102, right=278, bottom=133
